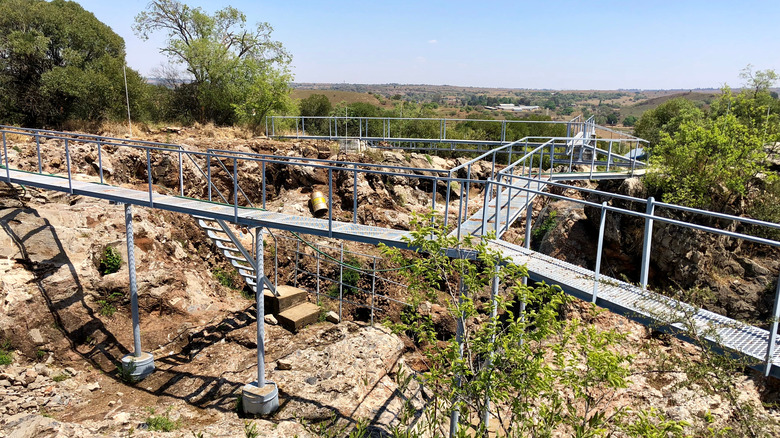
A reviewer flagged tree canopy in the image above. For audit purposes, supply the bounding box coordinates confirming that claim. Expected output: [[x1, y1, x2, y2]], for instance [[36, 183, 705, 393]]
[[645, 69, 780, 213], [134, 0, 293, 126], [0, 0, 147, 126]]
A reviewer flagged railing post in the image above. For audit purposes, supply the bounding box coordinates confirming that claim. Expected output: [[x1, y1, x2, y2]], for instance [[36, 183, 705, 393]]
[[444, 172, 452, 229], [640, 197, 655, 289], [65, 139, 73, 194], [294, 240, 300, 287], [261, 161, 267, 210], [328, 169, 333, 238], [481, 179, 492, 235], [255, 226, 266, 387], [482, 264, 500, 428], [97, 141, 104, 184], [371, 257, 377, 326], [2, 132, 8, 182], [339, 242, 344, 322], [592, 202, 608, 303], [146, 148, 153, 206], [233, 157, 238, 222], [765, 275, 780, 376], [431, 177, 438, 214], [353, 166, 358, 223], [207, 153, 212, 202], [316, 248, 321, 306], [606, 141, 613, 172], [36, 136, 42, 174], [126, 203, 142, 356], [179, 149, 184, 196], [494, 177, 502, 234], [524, 202, 533, 249]]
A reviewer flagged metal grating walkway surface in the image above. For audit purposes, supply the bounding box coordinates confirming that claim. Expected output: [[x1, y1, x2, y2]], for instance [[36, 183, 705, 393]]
[[489, 240, 780, 378], [451, 177, 548, 239], [5, 168, 780, 377]]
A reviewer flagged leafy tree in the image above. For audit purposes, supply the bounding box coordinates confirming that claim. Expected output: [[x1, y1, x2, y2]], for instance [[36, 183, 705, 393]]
[[381, 213, 634, 437], [634, 98, 704, 147], [296, 93, 331, 135], [134, 0, 292, 126], [0, 0, 148, 126], [646, 83, 779, 211], [622, 115, 638, 127], [606, 112, 620, 125]]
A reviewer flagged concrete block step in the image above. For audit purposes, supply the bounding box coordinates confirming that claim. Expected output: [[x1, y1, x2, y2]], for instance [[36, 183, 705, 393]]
[[264, 285, 308, 314], [277, 302, 320, 332]]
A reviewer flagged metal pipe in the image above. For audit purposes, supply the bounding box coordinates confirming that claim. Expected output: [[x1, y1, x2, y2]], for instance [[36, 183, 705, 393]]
[[316, 249, 321, 306], [233, 157, 238, 222], [592, 202, 608, 303], [261, 161, 266, 209], [371, 258, 377, 326], [328, 169, 333, 238], [353, 167, 358, 223], [449, 279, 466, 437], [97, 141, 104, 184], [207, 153, 212, 202], [339, 242, 344, 322], [766, 277, 780, 376], [125, 204, 142, 357], [640, 197, 655, 289], [36, 136, 42, 174], [146, 148, 152, 206], [524, 203, 533, 249], [65, 139, 72, 194], [179, 149, 184, 196], [294, 239, 300, 287], [255, 227, 266, 387], [482, 264, 500, 427]]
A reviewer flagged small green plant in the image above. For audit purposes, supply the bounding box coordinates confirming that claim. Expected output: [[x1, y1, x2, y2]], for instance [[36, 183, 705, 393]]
[[531, 209, 558, 248], [52, 373, 70, 382], [97, 292, 123, 317], [98, 246, 122, 275], [36, 349, 46, 361], [212, 267, 241, 290], [117, 359, 137, 384], [0, 339, 13, 365], [243, 421, 260, 438], [145, 407, 179, 432]]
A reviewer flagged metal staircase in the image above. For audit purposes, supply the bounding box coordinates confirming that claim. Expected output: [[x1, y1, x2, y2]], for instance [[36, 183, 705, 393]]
[[194, 215, 277, 296]]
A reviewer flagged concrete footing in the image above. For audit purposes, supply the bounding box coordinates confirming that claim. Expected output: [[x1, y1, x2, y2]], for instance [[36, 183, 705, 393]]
[[242, 381, 279, 415], [120, 352, 155, 381]]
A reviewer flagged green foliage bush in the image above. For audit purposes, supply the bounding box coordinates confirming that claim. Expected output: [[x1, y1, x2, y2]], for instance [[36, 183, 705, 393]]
[[145, 407, 179, 432], [0, 0, 149, 126], [98, 246, 122, 276], [0, 339, 13, 365]]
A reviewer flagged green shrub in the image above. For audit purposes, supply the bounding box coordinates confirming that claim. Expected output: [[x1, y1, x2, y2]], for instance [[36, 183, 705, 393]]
[[0, 339, 12, 366], [98, 246, 122, 275], [531, 209, 558, 248], [212, 267, 242, 290], [145, 407, 179, 432]]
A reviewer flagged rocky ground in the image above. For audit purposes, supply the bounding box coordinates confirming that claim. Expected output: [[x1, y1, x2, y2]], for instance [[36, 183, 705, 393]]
[[1, 125, 779, 436]]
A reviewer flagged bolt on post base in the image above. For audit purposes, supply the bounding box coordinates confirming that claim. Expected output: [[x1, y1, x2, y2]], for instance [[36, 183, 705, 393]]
[[242, 381, 279, 415], [120, 352, 155, 381]]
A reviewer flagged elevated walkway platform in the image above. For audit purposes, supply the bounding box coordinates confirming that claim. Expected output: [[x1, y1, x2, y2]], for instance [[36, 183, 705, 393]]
[[5, 167, 779, 378]]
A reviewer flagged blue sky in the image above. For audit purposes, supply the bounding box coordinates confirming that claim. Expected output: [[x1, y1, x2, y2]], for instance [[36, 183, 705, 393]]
[[78, 0, 780, 90]]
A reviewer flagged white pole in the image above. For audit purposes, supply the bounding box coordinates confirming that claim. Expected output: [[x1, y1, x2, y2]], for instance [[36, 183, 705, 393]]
[[123, 64, 133, 137]]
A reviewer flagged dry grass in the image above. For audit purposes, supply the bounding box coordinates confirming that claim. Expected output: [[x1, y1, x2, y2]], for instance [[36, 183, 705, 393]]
[[291, 89, 386, 107]]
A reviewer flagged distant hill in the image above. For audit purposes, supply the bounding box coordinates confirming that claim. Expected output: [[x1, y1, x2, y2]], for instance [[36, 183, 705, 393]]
[[289, 89, 386, 107], [614, 92, 719, 119]]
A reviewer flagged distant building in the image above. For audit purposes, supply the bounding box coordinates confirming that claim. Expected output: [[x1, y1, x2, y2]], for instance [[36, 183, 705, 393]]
[[486, 104, 541, 112]]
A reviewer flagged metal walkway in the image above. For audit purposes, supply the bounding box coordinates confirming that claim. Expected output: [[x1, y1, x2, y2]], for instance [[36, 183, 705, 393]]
[[2, 122, 779, 380], [4, 167, 780, 378]]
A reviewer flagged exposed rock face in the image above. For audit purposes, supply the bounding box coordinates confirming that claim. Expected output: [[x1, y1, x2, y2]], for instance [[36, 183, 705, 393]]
[[535, 177, 780, 323]]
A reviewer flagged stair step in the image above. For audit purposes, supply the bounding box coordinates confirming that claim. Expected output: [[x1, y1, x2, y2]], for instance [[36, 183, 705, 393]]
[[206, 231, 232, 243], [277, 302, 320, 332], [197, 221, 223, 232], [223, 252, 249, 263], [216, 241, 242, 253], [263, 285, 308, 314]]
